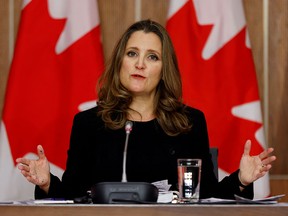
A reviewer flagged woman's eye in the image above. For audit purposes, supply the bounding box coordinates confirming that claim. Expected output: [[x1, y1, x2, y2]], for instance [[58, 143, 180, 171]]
[[148, 54, 159, 61], [127, 51, 137, 57]]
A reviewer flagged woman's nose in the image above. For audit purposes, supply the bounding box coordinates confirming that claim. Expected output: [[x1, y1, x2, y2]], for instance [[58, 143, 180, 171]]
[[135, 57, 145, 69]]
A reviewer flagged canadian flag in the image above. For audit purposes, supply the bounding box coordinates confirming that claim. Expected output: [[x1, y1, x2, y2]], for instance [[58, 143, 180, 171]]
[[0, 0, 104, 201], [167, 0, 269, 198]]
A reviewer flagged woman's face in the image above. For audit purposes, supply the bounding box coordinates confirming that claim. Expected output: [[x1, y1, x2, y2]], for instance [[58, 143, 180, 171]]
[[119, 31, 162, 97]]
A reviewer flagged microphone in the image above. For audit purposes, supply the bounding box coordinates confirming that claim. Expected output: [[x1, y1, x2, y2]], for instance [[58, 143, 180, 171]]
[[91, 121, 158, 204], [121, 121, 133, 182]]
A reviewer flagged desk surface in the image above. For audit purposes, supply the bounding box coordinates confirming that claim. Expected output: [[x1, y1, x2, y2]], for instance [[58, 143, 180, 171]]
[[1, 204, 288, 216]]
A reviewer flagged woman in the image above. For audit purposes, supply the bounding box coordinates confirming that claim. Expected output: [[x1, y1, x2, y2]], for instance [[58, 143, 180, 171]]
[[16, 20, 276, 201]]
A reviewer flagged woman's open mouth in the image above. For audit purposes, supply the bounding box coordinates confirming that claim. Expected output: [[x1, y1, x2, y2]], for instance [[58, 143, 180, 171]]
[[131, 74, 145, 79]]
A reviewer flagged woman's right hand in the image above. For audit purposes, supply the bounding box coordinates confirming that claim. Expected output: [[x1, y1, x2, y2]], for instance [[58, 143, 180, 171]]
[[16, 145, 51, 193]]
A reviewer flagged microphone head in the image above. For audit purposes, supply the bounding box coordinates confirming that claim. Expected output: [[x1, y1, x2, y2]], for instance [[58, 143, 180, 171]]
[[125, 121, 133, 133]]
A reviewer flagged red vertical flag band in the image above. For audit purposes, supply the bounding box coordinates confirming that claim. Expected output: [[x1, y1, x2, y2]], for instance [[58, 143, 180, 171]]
[[0, 0, 104, 201], [166, 0, 269, 198]]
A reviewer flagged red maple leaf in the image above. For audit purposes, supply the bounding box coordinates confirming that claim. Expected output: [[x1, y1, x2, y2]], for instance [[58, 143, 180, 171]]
[[3, 1, 104, 168], [167, 1, 263, 173]]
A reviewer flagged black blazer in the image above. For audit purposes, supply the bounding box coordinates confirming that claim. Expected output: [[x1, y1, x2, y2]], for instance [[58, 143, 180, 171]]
[[35, 106, 253, 200]]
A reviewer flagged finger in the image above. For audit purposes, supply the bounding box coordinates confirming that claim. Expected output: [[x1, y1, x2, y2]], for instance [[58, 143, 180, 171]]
[[262, 164, 272, 171], [37, 145, 46, 159], [256, 171, 266, 179], [16, 157, 31, 166], [261, 155, 277, 165], [21, 169, 32, 178], [243, 140, 251, 156], [259, 147, 275, 160], [18, 164, 30, 172]]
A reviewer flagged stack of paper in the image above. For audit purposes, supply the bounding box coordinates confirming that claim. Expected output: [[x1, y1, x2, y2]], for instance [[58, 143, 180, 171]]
[[234, 194, 285, 204], [152, 180, 176, 203]]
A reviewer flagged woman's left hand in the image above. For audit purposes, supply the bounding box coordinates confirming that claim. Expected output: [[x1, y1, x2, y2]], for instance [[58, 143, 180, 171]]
[[238, 140, 276, 186]]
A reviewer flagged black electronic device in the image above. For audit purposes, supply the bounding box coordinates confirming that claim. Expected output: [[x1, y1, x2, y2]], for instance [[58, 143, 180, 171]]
[[91, 182, 158, 204]]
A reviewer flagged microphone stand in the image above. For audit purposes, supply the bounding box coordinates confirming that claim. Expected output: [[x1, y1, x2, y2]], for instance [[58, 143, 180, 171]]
[[90, 121, 158, 204], [121, 121, 132, 182]]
